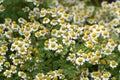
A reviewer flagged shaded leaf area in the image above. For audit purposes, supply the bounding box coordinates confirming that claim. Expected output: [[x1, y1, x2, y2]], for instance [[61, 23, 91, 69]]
[[0, 0, 52, 23], [0, 0, 30, 22]]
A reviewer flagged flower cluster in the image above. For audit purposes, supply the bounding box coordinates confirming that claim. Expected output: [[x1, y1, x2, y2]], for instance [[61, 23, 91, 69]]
[[34, 69, 65, 80], [0, 0, 120, 80]]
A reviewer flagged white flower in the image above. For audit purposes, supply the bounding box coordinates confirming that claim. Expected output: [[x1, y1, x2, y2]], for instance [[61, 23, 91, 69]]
[[48, 42, 58, 51], [109, 60, 118, 68], [4, 30, 12, 38], [0, 65, 3, 72], [76, 49, 84, 56], [76, 57, 85, 65], [69, 31, 77, 39], [40, 10, 46, 18], [3, 70, 11, 78], [32, 25, 39, 32], [10, 65, 17, 73], [118, 44, 120, 52], [73, 15, 80, 24], [56, 44, 63, 53], [62, 38, 71, 46], [43, 17, 50, 24], [25, 0, 34, 2], [101, 72, 111, 80], [80, 77, 89, 80], [50, 19, 58, 26], [18, 71, 27, 79], [101, 31, 109, 39], [67, 53, 76, 61], [13, 59, 20, 66], [0, 56, 5, 66]]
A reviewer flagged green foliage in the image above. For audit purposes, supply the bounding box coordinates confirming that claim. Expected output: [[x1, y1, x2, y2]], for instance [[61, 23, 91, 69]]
[[0, 0, 120, 80]]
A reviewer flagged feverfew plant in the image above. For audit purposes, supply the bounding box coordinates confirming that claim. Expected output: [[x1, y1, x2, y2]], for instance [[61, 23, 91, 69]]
[[0, 0, 120, 80]]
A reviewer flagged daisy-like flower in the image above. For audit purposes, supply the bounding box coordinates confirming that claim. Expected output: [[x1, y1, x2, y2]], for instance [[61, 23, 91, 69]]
[[0, 65, 3, 72], [18, 17, 27, 24], [92, 37, 98, 44], [10, 65, 17, 73], [48, 42, 58, 51], [40, 10, 46, 18], [62, 32, 70, 38], [32, 25, 39, 32], [0, 56, 6, 66], [67, 53, 76, 62], [80, 77, 89, 80], [51, 29, 58, 36], [91, 71, 101, 79], [0, 48, 6, 55], [76, 57, 85, 65], [19, 27, 24, 35], [95, 51, 101, 58], [85, 40, 93, 49], [9, 53, 16, 60], [90, 32, 99, 39], [43, 17, 50, 24], [101, 72, 111, 80], [62, 38, 71, 46], [0, 5, 5, 12], [48, 71, 57, 79], [3, 70, 11, 78], [18, 71, 27, 79], [60, 25, 67, 33], [33, 0, 40, 7], [101, 31, 109, 39], [4, 30, 12, 38], [18, 47, 27, 55], [89, 55, 99, 64], [111, 18, 119, 26], [11, 22, 20, 31], [4, 61, 10, 68], [73, 15, 80, 24], [51, 10, 57, 17], [5, 18, 12, 23], [33, 7, 40, 14], [109, 60, 118, 68], [22, 6, 30, 12], [13, 59, 20, 66], [35, 31, 41, 37], [69, 31, 77, 39], [56, 44, 63, 53], [50, 19, 58, 26], [82, 53, 89, 61], [82, 34, 89, 41], [35, 73, 44, 80], [49, 38, 57, 43], [66, 14, 72, 21], [23, 31, 31, 38], [107, 40, 117, 50], [57, 8, 65, 15], [39, 30, 47, 37], [103, 48, 112, 55], [118, 44, 120, 52], [52, 0, 59, 6], [76, 49, 84, 56]]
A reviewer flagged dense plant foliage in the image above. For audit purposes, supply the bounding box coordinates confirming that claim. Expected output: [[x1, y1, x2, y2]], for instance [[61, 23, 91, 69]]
[[0, 0, 120, 80]]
